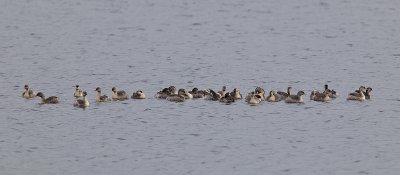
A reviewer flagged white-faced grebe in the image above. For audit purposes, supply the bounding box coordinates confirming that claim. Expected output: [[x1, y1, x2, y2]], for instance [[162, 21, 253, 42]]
[[247, 93, 263, 104], [111, 87, 128, 100], [73, 85, 83, 98], [22, 84, 36, 99], [245, 87, 265, 102], [347, 86, 366, 101], [230, 88, 242, 100], [285, 91, 305, 103], [131, 90, 146, 99], [95, 87, 109, 102]]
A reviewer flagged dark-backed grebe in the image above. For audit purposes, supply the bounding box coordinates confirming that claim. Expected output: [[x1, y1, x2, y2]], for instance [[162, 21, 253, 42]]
[[347, 86, 366, 101], [74, 91, 89, 108], [310, 90, 330, 102], [277, 86, 292, 101], [111, 87, 128, 100], [166, 89, 186, 102], [36, 92, 59, 104], [156, 86, 176, 99], [285, 91, 305, 103], [266, 90, 279, 102]]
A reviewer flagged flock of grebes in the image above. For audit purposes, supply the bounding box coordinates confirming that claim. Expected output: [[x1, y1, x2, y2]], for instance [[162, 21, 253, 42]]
[[22, 84, 372, 108]]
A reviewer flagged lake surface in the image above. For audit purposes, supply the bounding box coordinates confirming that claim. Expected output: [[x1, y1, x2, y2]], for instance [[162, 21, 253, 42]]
[[1, 0, 400, 174]]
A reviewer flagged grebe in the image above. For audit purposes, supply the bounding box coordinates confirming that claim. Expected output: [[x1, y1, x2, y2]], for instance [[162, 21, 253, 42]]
[[277, 86, 292, 100], [354, 86, 372, 99], [245, 87, 265, 102], [230, 88, 242, 100], [95, 87, 109, 102], [156, 86, 176, 99], [131, 90, 146, 99], [111, 87, 128, 100], [347, 86, 366, 101], [324, 84, 338, 98], [204, 89, 222, 101], [36, 92, 59, 104], [73, 85, 83, 98], [22, 84, 36, 99], [218, 86, 228, 97], [310, 90, 330, 102], [266, 90, 279, 102], [247, 93, 263, 104], [285, 91, 305, 103], [189, 88, 205, 98], [74, 91, 89, 108], [166, 89, 186, 102], [220, 93, 235, 104]]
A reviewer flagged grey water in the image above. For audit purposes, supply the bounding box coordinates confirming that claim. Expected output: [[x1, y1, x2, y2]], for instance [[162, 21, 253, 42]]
[[1, 0, 400, 174]]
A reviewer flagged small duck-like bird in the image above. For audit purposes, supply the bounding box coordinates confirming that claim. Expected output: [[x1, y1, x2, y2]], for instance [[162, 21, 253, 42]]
[[218, 86, 228, 97], [285, 91, 305, 103], [95, 87, 109, 102], [156, 86, 176, 99], [204, 89, 222, 101], [111, 87, 128, 100], [324, 84, 338, 98], [277, 86, 292, 101], [310, 90, 330, 102], [73, 85, 83, 98], [22, 84, 36, 99], [220, 93, 235, 104], [255, 87, 266, 101], [354, 86, 372, 99], [189, 88, 206, 98], [131, 90, 146, 99], [74, 91, 89, 108], [364, 87, 372, 99], [245, 87, 265, 102], [180, 89, 193, 99], [266, 90, 279, 102], [166, 89, 186, 102], [230, 88, 242, 100], [247, 93, 263, 104], [36, 92, 59, 104], [347, 86, 366, 101]]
